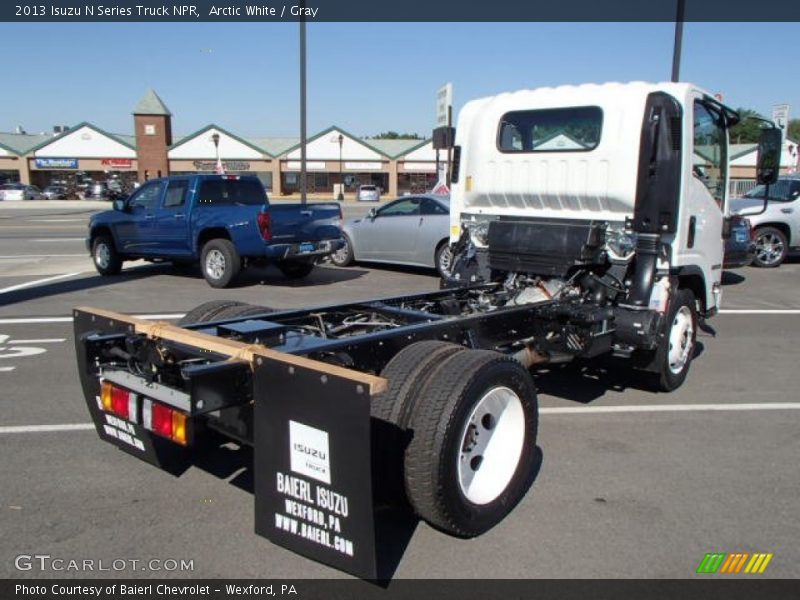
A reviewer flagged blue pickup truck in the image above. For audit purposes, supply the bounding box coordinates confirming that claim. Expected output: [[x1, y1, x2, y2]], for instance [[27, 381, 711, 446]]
[[87, 174, 344, 287]]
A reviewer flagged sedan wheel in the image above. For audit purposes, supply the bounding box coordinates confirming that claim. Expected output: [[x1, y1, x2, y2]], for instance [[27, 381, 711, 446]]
[[436, 243, 454, 279]]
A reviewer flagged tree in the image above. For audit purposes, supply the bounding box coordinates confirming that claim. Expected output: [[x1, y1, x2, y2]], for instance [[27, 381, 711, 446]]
[[787, 119, 800, 142], [729, 108, 767, 144], [370, 131, 421, 140]]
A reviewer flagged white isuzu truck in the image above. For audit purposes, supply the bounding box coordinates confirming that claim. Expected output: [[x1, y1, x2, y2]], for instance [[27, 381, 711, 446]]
[[74, 82, 780, 579], [448, 81, 778, 390]]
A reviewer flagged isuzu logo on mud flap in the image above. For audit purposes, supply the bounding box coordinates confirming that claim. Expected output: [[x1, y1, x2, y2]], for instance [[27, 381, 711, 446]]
[[289, 421, 331, 484]]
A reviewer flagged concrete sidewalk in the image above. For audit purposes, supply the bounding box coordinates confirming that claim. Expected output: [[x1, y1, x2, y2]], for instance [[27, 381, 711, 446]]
[[0, 200, 109, 210]]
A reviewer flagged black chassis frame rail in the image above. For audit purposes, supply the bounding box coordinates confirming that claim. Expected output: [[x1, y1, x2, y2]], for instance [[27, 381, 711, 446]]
[[72, 286, 613, 579]]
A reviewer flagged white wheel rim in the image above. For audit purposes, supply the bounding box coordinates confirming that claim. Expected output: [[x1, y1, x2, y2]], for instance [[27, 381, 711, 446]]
[[332, 238, 350, 264], [205, 249, 226, 280], [457, 386, 525, 505], [439, 245, 453, 277], [95, 243, 110, 269], [668, 306, 694, 375]]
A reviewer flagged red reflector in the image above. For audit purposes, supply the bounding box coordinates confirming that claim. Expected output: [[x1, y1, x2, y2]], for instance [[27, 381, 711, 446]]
[[257, 212, 272, 241], [110, 387, 130, 419], [151, 403, 173, 438]]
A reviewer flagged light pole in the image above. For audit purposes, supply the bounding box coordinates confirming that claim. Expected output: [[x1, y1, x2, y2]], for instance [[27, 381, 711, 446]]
[[337, 133, 344, 200], [211, 132, 222, 174]]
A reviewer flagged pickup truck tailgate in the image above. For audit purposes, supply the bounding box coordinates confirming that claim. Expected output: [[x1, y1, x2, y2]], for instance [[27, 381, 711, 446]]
[[269, 202, 342, 243]]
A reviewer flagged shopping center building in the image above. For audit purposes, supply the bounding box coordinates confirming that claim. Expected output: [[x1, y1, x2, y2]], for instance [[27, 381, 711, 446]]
[[1, 89, 796, 198], [0, 90, 444, 198]]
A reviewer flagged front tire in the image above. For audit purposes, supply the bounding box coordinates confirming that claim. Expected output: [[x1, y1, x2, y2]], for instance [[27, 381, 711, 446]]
[[92, 235, 122, 276], [435, 242, 454, 279], [201, 239, 240, 288], [752, 226, 788, 268], [404, 349, 539, 537], [655, 288, 697, 391]]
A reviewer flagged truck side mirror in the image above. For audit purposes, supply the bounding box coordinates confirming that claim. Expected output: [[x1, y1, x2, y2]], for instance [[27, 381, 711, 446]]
[[113, 199, 127, 212], [756, 128, 781, 185]]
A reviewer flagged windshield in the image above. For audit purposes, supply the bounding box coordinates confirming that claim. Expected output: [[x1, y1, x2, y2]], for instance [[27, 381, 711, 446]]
[[744, 179, 800, 202]]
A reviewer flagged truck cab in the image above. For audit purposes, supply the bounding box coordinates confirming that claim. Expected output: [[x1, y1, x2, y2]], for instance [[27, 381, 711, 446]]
[[448, 82, 777, 389]]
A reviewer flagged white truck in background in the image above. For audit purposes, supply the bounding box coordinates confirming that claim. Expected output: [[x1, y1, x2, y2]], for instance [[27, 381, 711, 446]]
[[448, 81, 780, 389]]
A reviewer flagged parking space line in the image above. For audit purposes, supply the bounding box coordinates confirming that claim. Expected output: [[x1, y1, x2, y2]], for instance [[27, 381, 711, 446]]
[[540, 403, 800, 414], [32, 238, 86, 242], [718, 309, 800, 314], [0, 366, 15, 372], [3, 403, 799, 435], [0, 272, 84, 295], [8, 338, 66, 344], [0, 314, 184, 324], [0, 254, 86, 258]]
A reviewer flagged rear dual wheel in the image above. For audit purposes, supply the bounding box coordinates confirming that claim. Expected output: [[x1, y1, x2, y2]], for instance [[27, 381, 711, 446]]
[[375, 342, 539, 537]]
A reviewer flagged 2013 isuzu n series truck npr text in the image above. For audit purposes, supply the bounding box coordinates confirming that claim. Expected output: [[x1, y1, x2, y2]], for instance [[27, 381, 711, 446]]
[[73, 82, 781, 579]]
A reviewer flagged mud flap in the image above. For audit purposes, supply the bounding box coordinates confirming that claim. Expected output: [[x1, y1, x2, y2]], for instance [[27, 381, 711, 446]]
[[253, 355, 379, 580]]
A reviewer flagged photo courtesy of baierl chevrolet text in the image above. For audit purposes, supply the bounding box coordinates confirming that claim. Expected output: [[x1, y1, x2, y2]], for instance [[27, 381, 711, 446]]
[[0, 1, 798, 598]]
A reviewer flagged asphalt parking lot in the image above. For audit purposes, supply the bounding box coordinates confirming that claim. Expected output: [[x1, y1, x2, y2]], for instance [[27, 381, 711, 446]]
[[0, 201, 798, 580]]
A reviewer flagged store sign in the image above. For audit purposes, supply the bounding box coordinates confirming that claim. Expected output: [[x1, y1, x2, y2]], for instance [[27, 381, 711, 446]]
[[344, 162, 381, 170], [404, 162, 437, 172], [193, 160, 251, 171], [286, 161, 326, 171], [436, 82, 453, 127], [34, 158, 78, 169], [101, 159, 133, 169], [772, 104, 790, 143]]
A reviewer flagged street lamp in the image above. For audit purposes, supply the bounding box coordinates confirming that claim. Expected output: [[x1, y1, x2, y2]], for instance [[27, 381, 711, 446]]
[[211, 132, 222, 174], [337, 133, 344, 201]]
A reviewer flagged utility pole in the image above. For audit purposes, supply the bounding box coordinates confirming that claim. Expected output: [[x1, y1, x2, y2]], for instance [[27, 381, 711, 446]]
[[671, 0, 685, 82], [299, 17, 307, 204]]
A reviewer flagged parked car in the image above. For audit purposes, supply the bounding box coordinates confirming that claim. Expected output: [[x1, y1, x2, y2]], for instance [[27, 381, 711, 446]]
[[331, 194, 453, 277], [85, 182, 110, 200], [723, 215, 755, 269], [730, 176, 800, 267], [87, 174, 344, 287], [355, 184, 380, 202], [42, 184, 68, 200], [0, 183, 41, 200]]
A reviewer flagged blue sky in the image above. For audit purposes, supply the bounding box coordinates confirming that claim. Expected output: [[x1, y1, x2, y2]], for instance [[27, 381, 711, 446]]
[[1, 22, 797, 138]]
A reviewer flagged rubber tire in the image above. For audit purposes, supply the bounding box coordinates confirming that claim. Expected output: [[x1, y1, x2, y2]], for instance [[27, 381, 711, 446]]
[[435, 242, 454, 279], [372, 341, 466, 426], [278, 259, 315, 280], [178, 300, 246, 326], [330, 233, 354, 267], [212, 303, 275, 321], [404, 349, 539, 538], [91, 235, 122, 276], [201, 239, 241, 288], [655, 288, 698, 392], [752, 226, 788, 268]]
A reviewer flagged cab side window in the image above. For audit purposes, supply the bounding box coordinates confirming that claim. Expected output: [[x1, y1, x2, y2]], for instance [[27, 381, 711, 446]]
[[164, 180, 188, 208], [129, 182, 164, 210], [693, 101, 727, 208]]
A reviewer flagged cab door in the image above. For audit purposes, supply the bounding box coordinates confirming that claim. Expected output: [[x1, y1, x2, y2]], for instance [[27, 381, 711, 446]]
[[115, 180, 166, 255], [152, 178, 192, 255]]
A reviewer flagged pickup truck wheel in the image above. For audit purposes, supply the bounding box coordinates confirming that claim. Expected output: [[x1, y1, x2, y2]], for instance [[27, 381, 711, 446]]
[[404, 349, 539, 537], [201, 239, 240, 288], [330, 234, 354, 267], [92, 235, 122, 276], [278, 259, 315, 280], [752, 226, 788, 268], [655, 288, 697, 391]]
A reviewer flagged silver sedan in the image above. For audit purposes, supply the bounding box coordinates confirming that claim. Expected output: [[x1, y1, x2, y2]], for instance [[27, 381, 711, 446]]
[[331, 194, 453, 277]]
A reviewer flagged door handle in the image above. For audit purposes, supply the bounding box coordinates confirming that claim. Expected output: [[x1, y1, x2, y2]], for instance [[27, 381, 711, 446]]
[[781, 208, 794, 214], [300, 210, 313, 217], [687, 216, 697, 248], [175, 213, 186, 220], [144, 214, 155, 220], [419, 217, 424, 226]]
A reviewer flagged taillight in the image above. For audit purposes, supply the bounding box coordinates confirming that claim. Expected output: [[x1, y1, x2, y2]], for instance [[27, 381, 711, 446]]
[[142, 398, 189, 446], [257, 212, 272, 241], [99, 381, 138, 422], [337, 206, 343, 229], [745, 218, 755, 241]]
